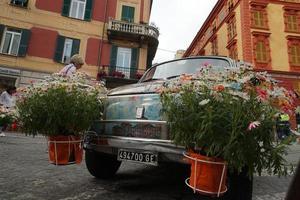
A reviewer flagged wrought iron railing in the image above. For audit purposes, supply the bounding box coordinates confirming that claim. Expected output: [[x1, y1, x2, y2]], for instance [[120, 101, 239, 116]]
[[97, 65, 146, 80], [107, 19, 159, 39]]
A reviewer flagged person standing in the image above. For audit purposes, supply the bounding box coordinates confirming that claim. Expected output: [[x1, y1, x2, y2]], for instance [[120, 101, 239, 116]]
[[59, 54, 84, 77], [0, 86, 16, 108], [0, 86, 16, 137]]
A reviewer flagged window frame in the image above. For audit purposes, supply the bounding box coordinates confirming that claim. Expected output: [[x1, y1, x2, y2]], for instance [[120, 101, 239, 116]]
[[69, 0, 87, 20], [121, 5, 135, 23], [250, 3, 269, 30], [287, 36, 300, 68], [227, 39, 238, 61], [283, 7, 300, 33], [62, 38, 74, 63], [227, 14, 237, 42], [252, 32, 271, 69], [211, 36, 218, 56], [10, 0, 28, 8], [116, 47, 132, 78], [0, 27, 22, 56]]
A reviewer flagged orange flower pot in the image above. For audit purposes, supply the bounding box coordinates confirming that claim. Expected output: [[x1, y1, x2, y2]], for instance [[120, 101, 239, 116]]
[[184, 152, 227, 197], [48, 135, 83, 165]]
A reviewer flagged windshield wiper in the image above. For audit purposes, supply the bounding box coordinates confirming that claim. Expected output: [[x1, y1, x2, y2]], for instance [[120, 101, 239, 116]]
[[166, 75, 180, 80], [142, 78, 164, 83]]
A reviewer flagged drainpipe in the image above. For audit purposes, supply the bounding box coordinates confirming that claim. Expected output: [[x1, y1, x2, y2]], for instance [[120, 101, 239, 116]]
[[97, 0, 108, 73]]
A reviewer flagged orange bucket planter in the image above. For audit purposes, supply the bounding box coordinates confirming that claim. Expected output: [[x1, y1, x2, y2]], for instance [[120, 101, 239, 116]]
[[48, 135, 83, 165], [184, 152, 227, 197]]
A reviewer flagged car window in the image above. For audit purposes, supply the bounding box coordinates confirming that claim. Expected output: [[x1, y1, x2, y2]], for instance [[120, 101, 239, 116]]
[[140, 58, 231, 82]]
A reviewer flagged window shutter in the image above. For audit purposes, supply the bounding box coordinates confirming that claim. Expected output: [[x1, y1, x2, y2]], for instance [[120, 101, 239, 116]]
[[62, 0, 71, 17], [128, 7, 135, 23], [291, 46, 297, 64], [18, 29, 31, 57], [54, 36, 65, 63], [109, 45, 118, 75], [121, 6, 128, 21], [71, 39, 80, 56], [84, 0, 93, 21], [121, 6, 134, 22], [0, 24, 4, 41], [297, 46, 300, 64], [130, 48, 139, 79]]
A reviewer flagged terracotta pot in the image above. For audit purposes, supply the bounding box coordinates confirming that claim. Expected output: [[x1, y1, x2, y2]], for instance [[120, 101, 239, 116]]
[[188, 152, 227, 196], [48, 135, 83, 165]]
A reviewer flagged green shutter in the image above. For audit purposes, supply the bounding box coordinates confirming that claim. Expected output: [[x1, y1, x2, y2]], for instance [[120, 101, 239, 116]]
[[84, 0, 93, 21], [71, 39, 80, 56], [54, 36, 65, 63], [109, 45, 118, 75], [121, 6, 134, 22], [128, 7, 134, 22], [130, 48, 139, 79], [121, 6, 128, 21], [62, 0, 71, 17], [18, 29, 31, 57]]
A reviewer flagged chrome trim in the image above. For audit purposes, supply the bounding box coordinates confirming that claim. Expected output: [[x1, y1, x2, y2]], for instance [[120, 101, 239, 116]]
[[95, 119, 167, 125], [98, 135, 172, 143], [107, 93, 159, 98], [84, 134, 187, 164]]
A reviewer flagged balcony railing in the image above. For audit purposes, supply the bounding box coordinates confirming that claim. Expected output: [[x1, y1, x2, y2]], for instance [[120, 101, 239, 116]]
[[107, 19, 159, 40], [97, 65, 146, 80]]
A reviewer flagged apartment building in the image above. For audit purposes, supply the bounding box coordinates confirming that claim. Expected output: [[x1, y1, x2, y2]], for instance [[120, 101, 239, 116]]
[[0, 0, 159, 89]]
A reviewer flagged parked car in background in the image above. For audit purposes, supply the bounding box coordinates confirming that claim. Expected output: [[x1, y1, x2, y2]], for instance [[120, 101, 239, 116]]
[[83, 56, 247, 179]]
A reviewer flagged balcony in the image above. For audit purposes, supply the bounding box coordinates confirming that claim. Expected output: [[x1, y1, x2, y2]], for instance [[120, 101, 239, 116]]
[[97, 65, 146, 88], [107, 19, 159, 63], [107, 19, 159, 41]]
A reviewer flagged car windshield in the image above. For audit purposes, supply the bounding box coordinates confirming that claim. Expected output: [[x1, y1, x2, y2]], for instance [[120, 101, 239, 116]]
[[140, 57, 231, 82]]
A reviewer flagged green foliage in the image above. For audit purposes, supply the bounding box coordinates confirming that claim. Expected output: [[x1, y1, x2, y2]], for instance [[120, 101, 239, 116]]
[[17, 86, 102, 136], [16, 73, 106, 136], [0, 111, 14, 127], [160, 67, 295, 176]]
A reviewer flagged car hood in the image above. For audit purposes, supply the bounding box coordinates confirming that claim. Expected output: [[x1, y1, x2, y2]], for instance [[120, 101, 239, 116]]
[[108, 80, 165, 96]]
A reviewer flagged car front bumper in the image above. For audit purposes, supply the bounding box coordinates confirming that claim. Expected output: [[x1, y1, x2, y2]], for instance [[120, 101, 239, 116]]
[[83, 133, 188, 164]]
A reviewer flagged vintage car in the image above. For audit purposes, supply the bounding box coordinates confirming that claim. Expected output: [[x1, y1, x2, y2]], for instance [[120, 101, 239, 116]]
[[84, 56, 244, 179]]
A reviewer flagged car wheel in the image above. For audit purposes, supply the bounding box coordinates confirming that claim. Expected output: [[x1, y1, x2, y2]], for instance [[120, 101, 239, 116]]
[[85, 150, 121, 179]]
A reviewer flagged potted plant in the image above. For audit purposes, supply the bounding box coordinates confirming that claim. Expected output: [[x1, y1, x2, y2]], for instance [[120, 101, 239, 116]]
[[16, 73, 107, 165], [160, 65, 295, 197], [0, 106, 16, 135], [112, 71, 125, 78]]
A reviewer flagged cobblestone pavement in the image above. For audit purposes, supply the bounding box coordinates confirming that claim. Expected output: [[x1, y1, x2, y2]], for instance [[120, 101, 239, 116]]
[[0, 132, 299, 200]]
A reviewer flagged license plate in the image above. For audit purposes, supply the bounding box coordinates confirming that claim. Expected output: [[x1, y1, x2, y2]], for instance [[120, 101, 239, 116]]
[[117, 149, 158, 166]]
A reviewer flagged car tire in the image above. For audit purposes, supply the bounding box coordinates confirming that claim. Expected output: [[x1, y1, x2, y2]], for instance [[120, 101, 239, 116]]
[[85, 150, 121, 179]]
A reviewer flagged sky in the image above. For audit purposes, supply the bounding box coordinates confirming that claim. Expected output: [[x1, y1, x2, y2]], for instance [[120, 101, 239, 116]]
[[149, 0, 218, 64]]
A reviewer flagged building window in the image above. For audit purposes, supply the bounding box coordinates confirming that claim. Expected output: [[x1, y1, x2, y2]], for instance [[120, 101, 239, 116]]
[[252, 32, 271, 68], [211, 37, 218, 56], [54, 36, 80, 63], [69, 0, 86, 19], [227, 15, 236, 41], [227, 0, 234, 11], [110, 45, 139, 79], [290, 44, 300, 66], [0, 26, 30, 57], [62, 38, 74, 63], [284, 8, 300, 33], [287, 37, 300, 67], [10, 0, 28, 7], [255, 41, 267, 62], [227, 40, 238, 61], [0, 28, 21, 56], [250, 3, 268, 29], [62, 0, 93, 21], [121, 5, 135, 23]]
